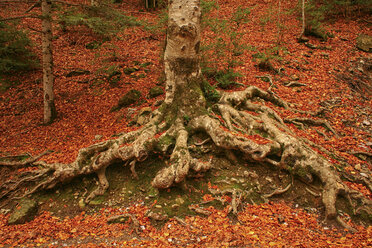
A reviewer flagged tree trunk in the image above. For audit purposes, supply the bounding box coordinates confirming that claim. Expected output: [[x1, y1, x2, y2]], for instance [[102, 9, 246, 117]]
[[162, 0, 205, 118], [299, 0, 306, 40], [41, 0, 56, 124]]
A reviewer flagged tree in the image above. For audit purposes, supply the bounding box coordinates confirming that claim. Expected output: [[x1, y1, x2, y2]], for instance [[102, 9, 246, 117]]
[[41, 0, 57, 124], [0, 0, 370, 230], [0, 0, 57, 124]]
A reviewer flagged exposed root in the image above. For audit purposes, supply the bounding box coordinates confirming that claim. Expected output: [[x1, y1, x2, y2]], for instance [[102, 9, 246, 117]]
[[129, 160, 139, 179], [0, 150, 53, 167], [336, 216, 357, 233], [1, 84, 370, 229], [284, 81, 307, 87], [152, 122, 191, 188], [189, 205, 212, 216], [85, 167, 109, 203], [219, 85, 289, 109], [264, 177, 293, 198], [231, 189, 243, 215], [284, 117, 339, 137], [107, 213, 140, 234]]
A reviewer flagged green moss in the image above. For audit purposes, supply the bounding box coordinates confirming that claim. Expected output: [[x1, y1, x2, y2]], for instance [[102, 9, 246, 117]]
[[111, 89, 141, 112]]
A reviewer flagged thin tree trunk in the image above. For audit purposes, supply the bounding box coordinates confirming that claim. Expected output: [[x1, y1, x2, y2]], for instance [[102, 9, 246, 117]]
[[299, 0, 306, 40], [277, 0, 281, 44], [42, 0, 56, 124]]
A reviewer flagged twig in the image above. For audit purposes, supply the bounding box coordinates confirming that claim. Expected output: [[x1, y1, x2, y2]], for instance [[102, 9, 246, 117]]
[[107, 213, 140, 234], [25, 0, 40, 13], [284, 81, 307, 87], [305, 187, 321, 197], [194, 138, 211, 146], [284, 117, 339, 137], [349, 151, 372, 158]]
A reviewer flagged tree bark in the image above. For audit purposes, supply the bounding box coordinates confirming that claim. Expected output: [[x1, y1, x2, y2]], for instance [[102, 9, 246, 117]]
[[42, 0, 56, 124], [162, 0, 205, 116]]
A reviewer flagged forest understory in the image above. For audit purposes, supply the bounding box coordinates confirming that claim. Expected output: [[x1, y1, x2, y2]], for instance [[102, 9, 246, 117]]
[[0, 0, 371, 247]]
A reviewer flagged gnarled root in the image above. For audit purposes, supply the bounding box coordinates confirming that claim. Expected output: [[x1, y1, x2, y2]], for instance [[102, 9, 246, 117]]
[[1, 85, 370, 229]]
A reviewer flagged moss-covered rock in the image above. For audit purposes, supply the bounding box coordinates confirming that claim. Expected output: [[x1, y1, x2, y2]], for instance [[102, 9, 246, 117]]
[[356, 34, 372, 53], [148, 86, 164, 98], [8, 198, 38, 225], [110, 89, 141, 112], [66, 69, 90, 77]]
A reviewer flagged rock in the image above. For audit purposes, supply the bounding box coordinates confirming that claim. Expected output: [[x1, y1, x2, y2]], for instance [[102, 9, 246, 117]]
[[78, 199, 86, 209], [94, 135, 103, 140], [356, 34, 372, 52], [171, 204, 180, 209], [8, 199, 38, 225], [147, 211, 168, 221], [111, 89, 141, 112], [66, 69, 90, 77], [175, 197, 185, 205], [148, 86, 164, 98], [136, 107, 152, 125]]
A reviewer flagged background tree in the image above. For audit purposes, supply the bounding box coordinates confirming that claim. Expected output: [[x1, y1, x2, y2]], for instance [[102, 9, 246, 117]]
[[41, 0, 56, 124]]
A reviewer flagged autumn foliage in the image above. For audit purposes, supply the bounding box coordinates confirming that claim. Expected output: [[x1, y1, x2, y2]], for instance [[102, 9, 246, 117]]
[[0, 0, 371, 247]]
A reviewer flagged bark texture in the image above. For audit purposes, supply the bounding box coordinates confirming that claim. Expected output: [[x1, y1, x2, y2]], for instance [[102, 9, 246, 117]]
[[1, 0, 370, 229], [42, 0, 56, 124]]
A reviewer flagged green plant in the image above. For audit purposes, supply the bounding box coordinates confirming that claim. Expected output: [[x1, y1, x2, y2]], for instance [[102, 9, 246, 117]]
[[252, 46, 285, 72], [201, 79, 221, 103], [200, 1, 252, 89], [0, 21, 38, 75], [58, 5, 141, 39], [215, 69, 243, 89]]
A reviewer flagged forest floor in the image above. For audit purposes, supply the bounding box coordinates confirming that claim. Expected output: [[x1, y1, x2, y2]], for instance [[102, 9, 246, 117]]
[[0, 0, 371, 247]]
